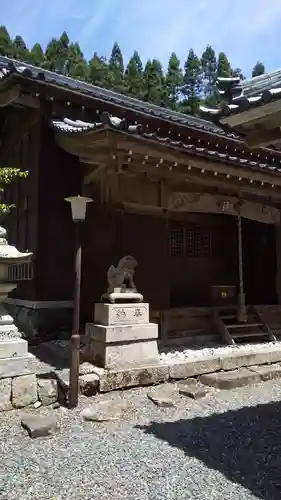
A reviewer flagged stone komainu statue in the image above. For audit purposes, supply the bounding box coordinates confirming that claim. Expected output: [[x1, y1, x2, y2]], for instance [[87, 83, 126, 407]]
[[106, 255, 138, 293]]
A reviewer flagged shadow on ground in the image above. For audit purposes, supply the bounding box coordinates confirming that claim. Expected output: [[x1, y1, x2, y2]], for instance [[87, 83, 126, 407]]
[[137, 400, 281, 500], [29, 343, 71, 370]]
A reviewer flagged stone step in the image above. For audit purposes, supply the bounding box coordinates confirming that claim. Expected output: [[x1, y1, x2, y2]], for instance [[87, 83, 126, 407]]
[[199, 368, 262, 389], [0, 339, 28, 359], [0, 353, 35, 379], [199, 363, 281, 390]]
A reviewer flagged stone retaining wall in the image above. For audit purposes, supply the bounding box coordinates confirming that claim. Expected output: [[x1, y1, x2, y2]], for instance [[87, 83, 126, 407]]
[[0, 373, 58, 411]]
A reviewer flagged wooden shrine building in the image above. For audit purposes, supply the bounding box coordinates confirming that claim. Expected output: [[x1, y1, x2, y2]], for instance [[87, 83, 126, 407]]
[[1, 56, 281, 346]]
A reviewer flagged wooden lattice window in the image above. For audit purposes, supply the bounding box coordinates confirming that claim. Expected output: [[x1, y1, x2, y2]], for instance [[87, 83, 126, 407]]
[[169, 227, 185, 257], [170, 226, 211, 258]]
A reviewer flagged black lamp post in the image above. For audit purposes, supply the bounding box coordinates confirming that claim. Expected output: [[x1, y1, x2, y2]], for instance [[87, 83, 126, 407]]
[[65, 195, 93, 408]]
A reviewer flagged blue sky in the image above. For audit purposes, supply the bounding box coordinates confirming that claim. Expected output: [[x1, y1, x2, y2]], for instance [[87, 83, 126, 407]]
[[2, 0, 281, 77]]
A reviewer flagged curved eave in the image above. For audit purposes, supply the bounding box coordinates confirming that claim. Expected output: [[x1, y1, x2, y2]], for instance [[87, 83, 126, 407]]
[[51, 116, 281, 177]]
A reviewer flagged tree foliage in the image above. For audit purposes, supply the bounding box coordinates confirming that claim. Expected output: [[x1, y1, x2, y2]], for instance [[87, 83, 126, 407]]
[[0, 26, 268, 212], [0, 25, 267, 119], [0, 168, 28, 214], [252, 61, 265, 77]]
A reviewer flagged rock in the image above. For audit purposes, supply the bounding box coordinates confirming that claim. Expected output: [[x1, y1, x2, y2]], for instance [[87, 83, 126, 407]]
[[0, 378, 12, 411], [199, 367, 261, 390], [248, 363, 281, 381], [79, 362, 97, 375], [21, 415, 59, 438], [81, 400, 128, 422], [34, 401, 42, 409], [147, 385, 177, 407], [12, 374, 37, 408], [178, 381, 210, 399], [79, 373, 99, 396], [0, 353, 35, 378], [219, 348, 281, 371], [37, 377, 58, 406], [97, 364, 169, 392]]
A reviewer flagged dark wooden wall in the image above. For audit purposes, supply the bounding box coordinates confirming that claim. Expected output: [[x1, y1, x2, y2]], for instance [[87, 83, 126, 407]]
[[243, 218, 277, 304], [81, 208, 243, 320], [1, 105, 278, 310], [35, 119, 83, 300], [1, 109, 84, 301], [1, 106, 40, 300]]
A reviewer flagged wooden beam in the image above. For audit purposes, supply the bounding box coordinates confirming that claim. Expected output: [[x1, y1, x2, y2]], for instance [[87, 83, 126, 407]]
[[220, 98, 281, 128], [16, 93, 40, 109], [0, 108, 39, 161], [83, 165, 106, 184], [118, 136, 281, 187], [246, 126, 281, 148], [0, 85, 20, 107], [124, 161, 281, 202]]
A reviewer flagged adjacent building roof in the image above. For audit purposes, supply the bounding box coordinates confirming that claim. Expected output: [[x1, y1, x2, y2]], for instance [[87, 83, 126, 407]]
[[200, 71, 281, 119]]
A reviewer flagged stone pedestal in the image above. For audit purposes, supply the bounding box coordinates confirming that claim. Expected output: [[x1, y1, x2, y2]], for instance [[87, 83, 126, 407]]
[[0, 227, 34, 382], [0, 300, 34, 379], [85, 303, 160, 369]]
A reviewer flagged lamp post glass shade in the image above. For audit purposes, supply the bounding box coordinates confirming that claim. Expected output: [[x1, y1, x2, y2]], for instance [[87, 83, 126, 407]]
[[65, 195, 93, 222]]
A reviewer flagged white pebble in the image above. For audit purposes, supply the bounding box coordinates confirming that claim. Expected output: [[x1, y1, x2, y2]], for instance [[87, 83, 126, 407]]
[[160, 340, 281, 362]]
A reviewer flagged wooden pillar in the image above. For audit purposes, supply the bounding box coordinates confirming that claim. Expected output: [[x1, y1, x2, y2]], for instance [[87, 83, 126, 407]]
[[237, 214, 247, 322], [275, 211, 281, 304]]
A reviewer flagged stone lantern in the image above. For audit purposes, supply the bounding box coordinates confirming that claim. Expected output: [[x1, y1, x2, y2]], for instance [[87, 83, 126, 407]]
[[0, 226, 33, 379]]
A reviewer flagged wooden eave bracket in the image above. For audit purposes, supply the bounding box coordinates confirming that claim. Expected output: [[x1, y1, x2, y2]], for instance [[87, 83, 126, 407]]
[[0, 84, 20, 107], [246, 126, 281, 149]]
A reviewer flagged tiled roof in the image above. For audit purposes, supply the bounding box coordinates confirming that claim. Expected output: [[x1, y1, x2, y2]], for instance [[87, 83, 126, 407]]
[[51, 113, 144, 134], [3, 56, 281, 176], [0, 56, 240, 139], [50, 113, 281, 174], [200, 72, 281, 118]]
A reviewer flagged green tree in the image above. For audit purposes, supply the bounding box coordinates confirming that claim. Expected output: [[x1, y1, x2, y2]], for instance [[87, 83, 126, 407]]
[[182, 49, 202, 115], [12, 35, 29, 62], [217, 52, 232, 77], [0, 25, 13, 57], [143, 58, 165, 106], [232, 67, 245, 80], [88, 53, 108, 86], [201, 45, 217, 99], [29, 43, 45, 66], [67, 43, 88, 80], [44, 38, 62, 71], [108, 42, 124, 92], [252, 61, 265, 77], [125, 50, 144, 99], [165, 52, 183, 109], [0, 168, 28, 214], [44, 31, 70, 73]]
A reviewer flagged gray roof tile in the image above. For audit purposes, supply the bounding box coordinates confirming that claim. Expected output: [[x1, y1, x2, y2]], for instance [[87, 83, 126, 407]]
[[0, 55, 240, 139], [200, 73, 281, 118], [50, 114, 281, 174]]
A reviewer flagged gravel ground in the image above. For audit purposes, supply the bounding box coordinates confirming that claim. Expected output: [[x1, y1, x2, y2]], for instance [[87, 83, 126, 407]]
[[37, 337, 281, 365], [160, 339, 281, 362], [1, 380, 281, 500]]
